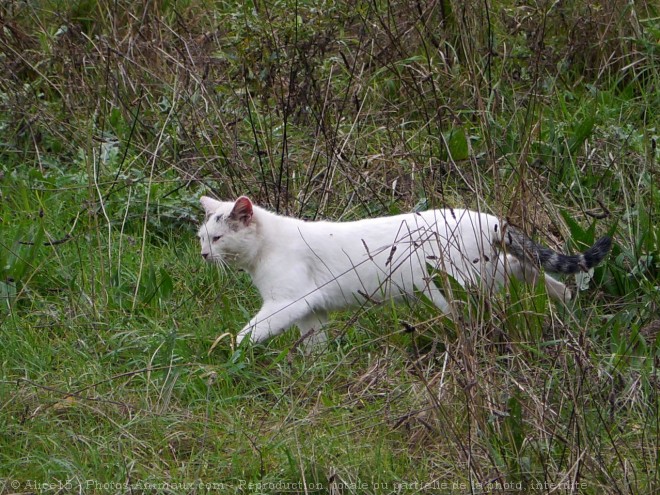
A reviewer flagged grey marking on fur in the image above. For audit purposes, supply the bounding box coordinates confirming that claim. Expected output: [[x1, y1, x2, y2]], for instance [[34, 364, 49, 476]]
[[500, 226, 612, 274]]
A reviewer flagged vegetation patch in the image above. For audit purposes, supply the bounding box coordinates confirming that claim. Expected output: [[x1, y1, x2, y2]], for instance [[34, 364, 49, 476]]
[[1, 0, 658, 493]]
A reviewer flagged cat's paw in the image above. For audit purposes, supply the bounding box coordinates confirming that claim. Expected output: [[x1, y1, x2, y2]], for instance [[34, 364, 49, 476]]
[[235, 328, 253, 346]]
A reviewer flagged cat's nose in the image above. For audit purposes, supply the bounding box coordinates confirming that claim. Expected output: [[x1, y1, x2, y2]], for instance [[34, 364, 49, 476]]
[[201, 252, 209, 259]]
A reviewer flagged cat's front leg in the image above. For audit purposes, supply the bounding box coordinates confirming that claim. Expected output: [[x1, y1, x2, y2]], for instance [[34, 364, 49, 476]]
[[236, 300, 314, 345], [296, 311, 329, 352]]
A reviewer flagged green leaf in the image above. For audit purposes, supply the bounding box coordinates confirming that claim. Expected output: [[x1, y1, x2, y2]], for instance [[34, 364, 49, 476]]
[[568, 114, 596, 154], [0, 280, 17, 312], [444, 127, 469, 161], [560, 209, 590, 245], [159, 267, 174, 300]]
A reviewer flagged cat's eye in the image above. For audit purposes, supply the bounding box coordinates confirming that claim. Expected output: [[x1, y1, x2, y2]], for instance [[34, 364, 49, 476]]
[[212, 235, 222, 242]]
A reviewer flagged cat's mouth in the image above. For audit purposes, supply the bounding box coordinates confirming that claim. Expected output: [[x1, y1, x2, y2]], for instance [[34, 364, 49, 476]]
[[203, 252, 238, 265], [203, 254, 225, 263]]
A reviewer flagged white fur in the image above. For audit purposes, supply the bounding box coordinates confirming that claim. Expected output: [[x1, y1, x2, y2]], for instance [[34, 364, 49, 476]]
[[198, 196, 568, 346]]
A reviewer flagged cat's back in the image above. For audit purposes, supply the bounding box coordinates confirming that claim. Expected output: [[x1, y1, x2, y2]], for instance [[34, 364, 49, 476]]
[[267, 207, 499, 261], [320, 207, 482, 236], [297, 208, 481, 250]]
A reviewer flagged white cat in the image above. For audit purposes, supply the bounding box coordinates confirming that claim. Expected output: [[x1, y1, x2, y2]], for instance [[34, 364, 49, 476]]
[[198, 196, 611, 346]]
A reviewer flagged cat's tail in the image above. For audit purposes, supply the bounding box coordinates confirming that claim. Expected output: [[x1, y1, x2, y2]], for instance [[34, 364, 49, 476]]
[[500, 226, 612, 274]]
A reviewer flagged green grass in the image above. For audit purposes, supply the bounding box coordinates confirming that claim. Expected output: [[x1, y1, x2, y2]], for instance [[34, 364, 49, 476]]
[[1, 0, 659, 493]]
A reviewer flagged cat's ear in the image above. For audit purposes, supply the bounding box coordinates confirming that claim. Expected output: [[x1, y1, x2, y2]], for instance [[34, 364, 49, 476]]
[[230, 196, 253, 226], [200, 196, 222, 216]]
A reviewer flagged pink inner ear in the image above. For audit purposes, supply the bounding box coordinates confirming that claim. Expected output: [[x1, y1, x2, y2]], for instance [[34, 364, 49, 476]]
[[231, 196, 253, 225]]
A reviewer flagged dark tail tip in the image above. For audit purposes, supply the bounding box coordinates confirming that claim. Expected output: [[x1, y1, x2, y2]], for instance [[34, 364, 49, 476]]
[[583, 236, 613, 268]]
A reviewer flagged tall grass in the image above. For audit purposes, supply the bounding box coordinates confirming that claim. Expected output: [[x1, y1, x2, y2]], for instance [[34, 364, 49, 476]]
[[1, 0, 658, 493]]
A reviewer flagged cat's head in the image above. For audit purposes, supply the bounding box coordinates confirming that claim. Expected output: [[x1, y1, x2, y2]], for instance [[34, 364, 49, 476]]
[[198, 196, 258, 268]]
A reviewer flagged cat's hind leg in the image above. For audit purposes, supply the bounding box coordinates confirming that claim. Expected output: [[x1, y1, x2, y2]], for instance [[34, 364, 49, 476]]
[[423, 285, 451, 313], [504, 255, 572, 302]]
